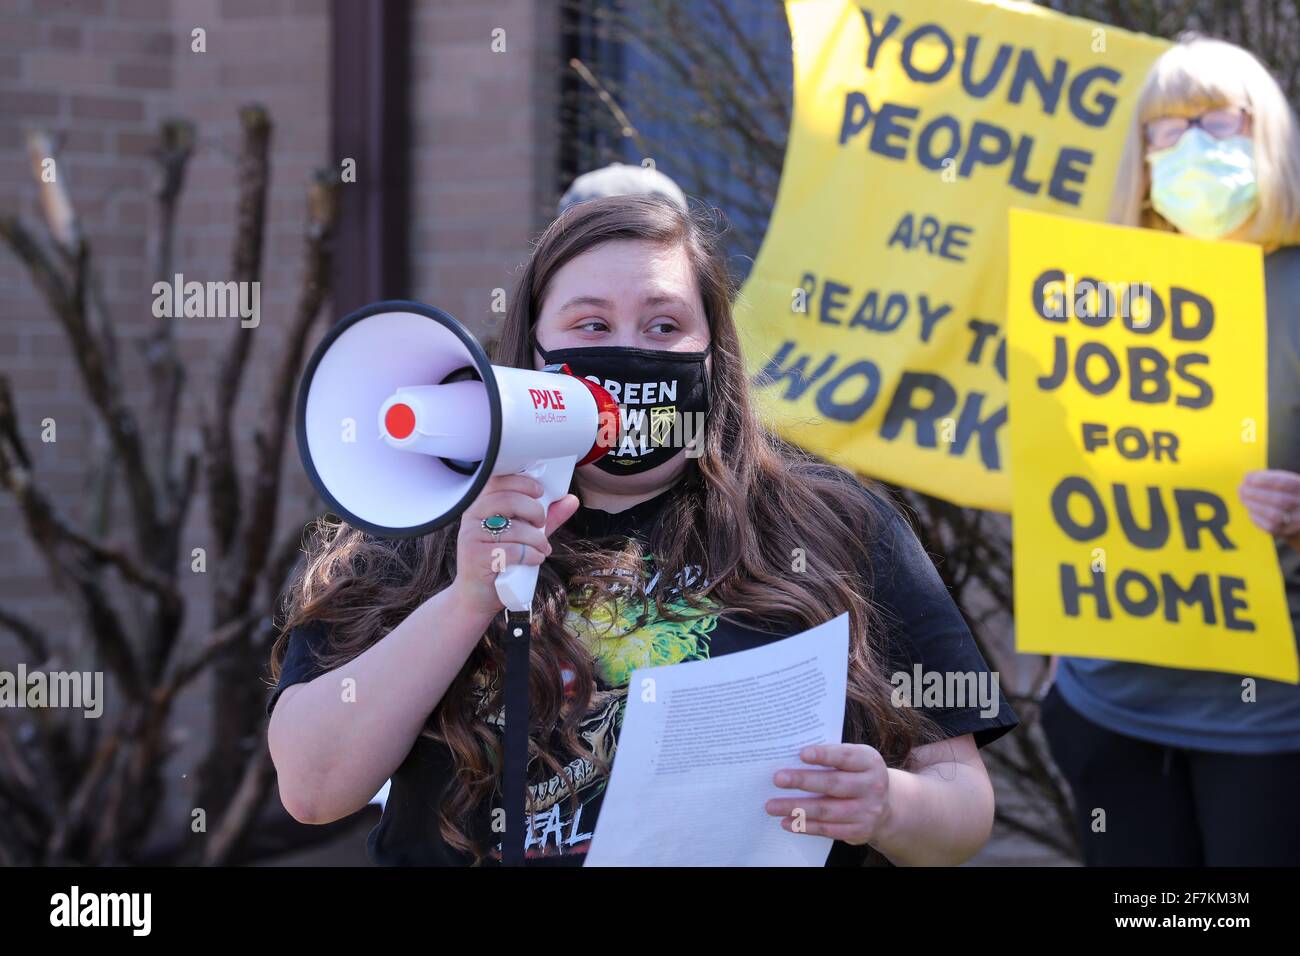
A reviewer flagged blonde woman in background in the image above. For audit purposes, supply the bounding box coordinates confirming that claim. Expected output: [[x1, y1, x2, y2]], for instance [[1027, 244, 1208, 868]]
[[1040, 35, 1300, 865]]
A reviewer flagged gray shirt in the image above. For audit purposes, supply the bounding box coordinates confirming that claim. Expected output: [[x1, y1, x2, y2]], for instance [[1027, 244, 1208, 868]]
[[1056, 245, 1300, 754]]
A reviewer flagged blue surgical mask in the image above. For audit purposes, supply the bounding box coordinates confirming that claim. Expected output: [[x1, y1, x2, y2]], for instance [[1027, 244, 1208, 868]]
[[1147, 127, 1259, 240]]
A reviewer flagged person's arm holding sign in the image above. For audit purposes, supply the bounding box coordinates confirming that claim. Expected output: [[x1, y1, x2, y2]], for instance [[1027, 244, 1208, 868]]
[[1241, 470, 1300, 553]]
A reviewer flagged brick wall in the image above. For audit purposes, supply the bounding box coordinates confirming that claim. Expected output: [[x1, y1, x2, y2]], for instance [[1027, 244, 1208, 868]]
[[1, 0, 178, 626], [410, 0, 562, 341], [0, 0, 558, 856], [0, 0, 336, 614]]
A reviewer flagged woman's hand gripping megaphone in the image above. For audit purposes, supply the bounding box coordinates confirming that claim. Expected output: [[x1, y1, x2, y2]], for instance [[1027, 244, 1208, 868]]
[[447, 472, 581, 619]]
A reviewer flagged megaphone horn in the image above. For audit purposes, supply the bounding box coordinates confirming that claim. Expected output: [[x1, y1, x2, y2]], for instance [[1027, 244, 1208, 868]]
[[295, 300, 620, 610]]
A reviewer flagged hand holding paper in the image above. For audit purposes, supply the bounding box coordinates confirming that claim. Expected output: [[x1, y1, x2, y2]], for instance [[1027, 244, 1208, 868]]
[[584, 612, 850, 866], [766, 741, 892, 846]]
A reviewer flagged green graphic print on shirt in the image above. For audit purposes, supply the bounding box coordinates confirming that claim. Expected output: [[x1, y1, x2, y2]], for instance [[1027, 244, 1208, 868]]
[[476, 556, 720, 862]]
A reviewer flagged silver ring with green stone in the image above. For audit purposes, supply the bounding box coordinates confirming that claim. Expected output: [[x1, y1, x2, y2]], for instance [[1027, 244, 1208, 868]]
[[481, 513, 511, 541]]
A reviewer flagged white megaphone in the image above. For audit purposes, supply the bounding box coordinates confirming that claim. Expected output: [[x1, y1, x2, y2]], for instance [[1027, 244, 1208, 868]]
[[295, 301, 620, 611]]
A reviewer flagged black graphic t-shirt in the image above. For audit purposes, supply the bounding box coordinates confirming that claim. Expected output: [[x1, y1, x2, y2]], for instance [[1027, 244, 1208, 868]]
[[268, 479, 1019, 866]]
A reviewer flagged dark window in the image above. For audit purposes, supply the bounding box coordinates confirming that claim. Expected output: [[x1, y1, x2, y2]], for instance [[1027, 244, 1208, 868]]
[[561, 0, 793, 283]]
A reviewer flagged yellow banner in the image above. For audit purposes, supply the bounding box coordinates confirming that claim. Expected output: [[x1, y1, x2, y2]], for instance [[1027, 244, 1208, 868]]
[[737, 0, 1168, 510], [1008, 209, 1298, 683]]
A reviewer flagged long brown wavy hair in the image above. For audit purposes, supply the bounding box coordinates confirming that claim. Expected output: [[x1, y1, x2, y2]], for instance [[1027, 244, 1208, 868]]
[[273, 195, 940, 863]]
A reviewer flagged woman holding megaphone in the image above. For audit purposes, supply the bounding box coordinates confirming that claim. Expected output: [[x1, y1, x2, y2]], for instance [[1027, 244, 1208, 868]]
[[266, 194, 1018, 866], [1040, 34, 1300, 866]]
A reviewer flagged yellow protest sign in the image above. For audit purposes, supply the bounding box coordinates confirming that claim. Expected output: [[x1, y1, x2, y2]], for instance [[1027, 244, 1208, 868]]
[[736, 0, 1168, 510], [1008, 208, 1298, 683]]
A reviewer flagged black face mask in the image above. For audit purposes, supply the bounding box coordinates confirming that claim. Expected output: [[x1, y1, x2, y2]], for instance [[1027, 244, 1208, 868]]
[[532, 332, 710, 475]]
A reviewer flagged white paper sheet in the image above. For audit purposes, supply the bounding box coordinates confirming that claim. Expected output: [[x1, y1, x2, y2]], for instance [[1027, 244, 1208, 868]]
[[584, 611, 850, 866]]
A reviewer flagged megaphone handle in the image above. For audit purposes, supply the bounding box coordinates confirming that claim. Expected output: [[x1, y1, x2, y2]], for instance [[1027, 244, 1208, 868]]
[[494, 456, 577, 612]]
